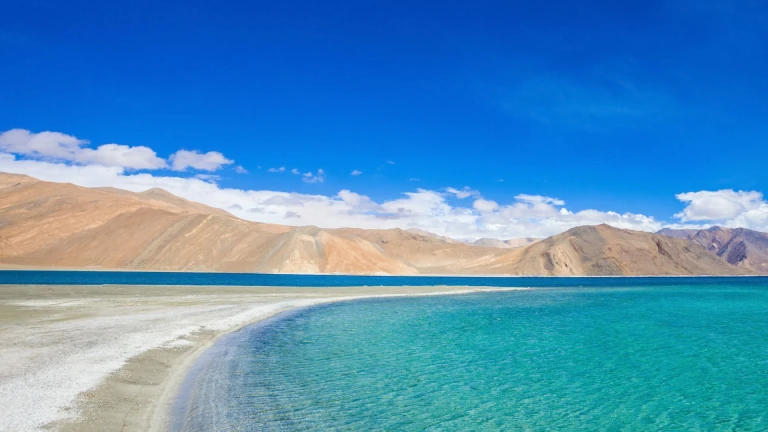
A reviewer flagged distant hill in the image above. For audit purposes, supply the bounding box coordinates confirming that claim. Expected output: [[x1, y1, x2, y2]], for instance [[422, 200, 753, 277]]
[[0, 172, 757, 276], [404, 228, 465, 244], [472, 237, 540, 249], [656, 228, 700, 239], [460, 225, 749, 276], [658, 226, 768, 274]]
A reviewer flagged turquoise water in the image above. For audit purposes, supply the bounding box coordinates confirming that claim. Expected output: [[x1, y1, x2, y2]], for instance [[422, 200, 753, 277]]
[[175, 280, 768, 431]]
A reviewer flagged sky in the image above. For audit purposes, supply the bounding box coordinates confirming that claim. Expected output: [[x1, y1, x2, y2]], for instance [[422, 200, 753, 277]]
[[1, 0, 768, 239]]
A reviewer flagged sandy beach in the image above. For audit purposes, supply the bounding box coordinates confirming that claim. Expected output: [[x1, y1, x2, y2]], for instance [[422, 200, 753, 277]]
[[0, 284, 517, 431]]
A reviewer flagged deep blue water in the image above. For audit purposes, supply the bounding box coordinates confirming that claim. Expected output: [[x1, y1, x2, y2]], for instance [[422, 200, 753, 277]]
[[1, 270, 767, 288], [174, 278, 768, 431]]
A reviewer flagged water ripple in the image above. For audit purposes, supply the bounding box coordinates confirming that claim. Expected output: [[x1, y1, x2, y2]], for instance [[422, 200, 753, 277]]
[[177, 283, 768, 431]]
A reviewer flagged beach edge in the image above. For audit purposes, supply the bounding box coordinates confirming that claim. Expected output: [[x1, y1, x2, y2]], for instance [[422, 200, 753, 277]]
[[44, 287, 523, 432]]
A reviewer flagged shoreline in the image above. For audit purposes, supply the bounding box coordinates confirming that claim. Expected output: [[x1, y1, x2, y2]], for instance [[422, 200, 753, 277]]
[[1, 267, 764, 278], [0, 284, 523, 431], [155, 289, 514, 432]]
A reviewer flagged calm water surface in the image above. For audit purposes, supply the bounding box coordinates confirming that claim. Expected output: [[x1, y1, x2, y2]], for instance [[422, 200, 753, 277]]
[[175, 279, 768, 431], [1, 270, 766, 289]]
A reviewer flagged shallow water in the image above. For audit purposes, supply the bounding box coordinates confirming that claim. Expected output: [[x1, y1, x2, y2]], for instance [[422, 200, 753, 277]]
[[177, 280, 768, 430]]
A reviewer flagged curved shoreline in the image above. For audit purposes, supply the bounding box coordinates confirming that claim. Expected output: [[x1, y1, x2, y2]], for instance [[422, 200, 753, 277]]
[[153, 288, 525, 432], [150, 297, 357, 432], [0, 284, 524, 431]]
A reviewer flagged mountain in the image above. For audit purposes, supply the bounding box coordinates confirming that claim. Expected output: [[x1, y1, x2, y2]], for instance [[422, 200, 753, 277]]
[[658, 226, 768, 274], [334, 227, 504, 272], [0, 173, 506, 274], [472, 237, 540, 249], [656, 228, 700, 239], [136, 187, 234, 218], [459, 225, 749, 276], [405, 228, 464, 244], [0, 173, 755, 276], [0, 174, 289, 271]]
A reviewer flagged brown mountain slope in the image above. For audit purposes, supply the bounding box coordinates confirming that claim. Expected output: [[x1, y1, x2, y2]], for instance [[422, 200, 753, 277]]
[[463, 224, 750, 276], [249, 227, 419, 275], [136, 187, 234, 217], [655, 228, 700, 239], [405, 228, 464, 244], [333, 227, 506, 271], [0, 173, 755, 275], [0, 173, 485, 274], [659, 226, 768, 274], [0, 176, 288, 271]]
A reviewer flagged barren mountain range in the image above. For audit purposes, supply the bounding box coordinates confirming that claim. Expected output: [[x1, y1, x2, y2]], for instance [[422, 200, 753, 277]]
[[0, 173, 763, 275], [471, 237, 540, 248], [657, 227, 768, 274]]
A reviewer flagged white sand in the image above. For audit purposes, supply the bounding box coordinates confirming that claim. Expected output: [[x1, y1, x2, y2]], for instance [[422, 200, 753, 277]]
[[0, 285, 520, 431]]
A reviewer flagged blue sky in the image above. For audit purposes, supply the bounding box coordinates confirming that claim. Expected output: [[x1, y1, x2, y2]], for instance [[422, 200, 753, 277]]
[[1, 0, 768, 238]]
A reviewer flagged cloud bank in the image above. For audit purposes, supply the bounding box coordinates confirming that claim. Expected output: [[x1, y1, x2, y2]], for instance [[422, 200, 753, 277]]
[[674, 190, 768, 231], [1, 128, 766, 239]]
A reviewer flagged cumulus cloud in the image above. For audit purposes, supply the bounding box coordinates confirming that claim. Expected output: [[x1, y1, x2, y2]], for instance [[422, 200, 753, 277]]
[[4, 128, 765, 239], [675, 190, 763, 221], [336, 189, 380, 211], [169, 150, 233, 171], [674, 189, 768, 231], [235, 165, 248, 174], [291, 168, 300, 175], [0, 128, 166, 170], [0, 129, 87, 159], [78, 144, 167, 170], [351, 170, 362, 176], [0, 152, 672, 239], [268, 167, 286, 173], [473, 198, 499, 213]]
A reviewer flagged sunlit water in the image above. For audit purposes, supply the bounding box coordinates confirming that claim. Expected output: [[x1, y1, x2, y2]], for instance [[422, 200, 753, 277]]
[[175, 280, 768, 430]]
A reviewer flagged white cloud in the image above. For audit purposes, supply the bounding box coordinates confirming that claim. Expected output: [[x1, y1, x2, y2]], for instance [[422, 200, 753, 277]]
[[0, 129, 166, 170], [675, 190, 763, 221], [291, 168, 300, 175], [473, 198, 499, 213], [674, 189, 768, 231], [445, 186, 480, 199], [4, 129, 765, 239], [235, 165, 248, 174], [303, 169, 326, 184], [0, 153, 671, 239], [351, 170, 362, 176], [0, 129, 87, 159], [194, 174, 221, 182], [169, 150, 233, 171], [78, 144, 166, 170], [515, 194, 565, 206], [268, 167, 286, 173], [336, 189, 379, 210]]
